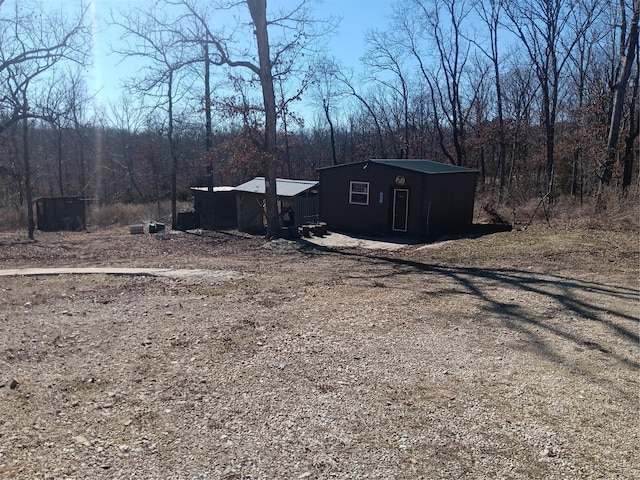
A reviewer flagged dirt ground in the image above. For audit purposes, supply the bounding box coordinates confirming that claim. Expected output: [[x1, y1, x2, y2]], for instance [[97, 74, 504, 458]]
[[0, 225, 638, 479]]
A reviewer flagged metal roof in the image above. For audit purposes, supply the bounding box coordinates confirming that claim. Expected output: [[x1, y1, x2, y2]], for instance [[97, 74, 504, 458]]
[[318, 159, 477, 174], [190, 186, 235, 192], [234, 177, 319, 197], [370, 159, 478, 174]]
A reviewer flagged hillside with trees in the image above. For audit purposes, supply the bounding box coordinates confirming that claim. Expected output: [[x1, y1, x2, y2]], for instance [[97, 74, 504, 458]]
[[0, 0, 637, 235]]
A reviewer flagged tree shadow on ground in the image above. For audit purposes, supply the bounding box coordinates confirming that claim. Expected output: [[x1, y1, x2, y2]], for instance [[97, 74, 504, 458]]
[[306, 244, 639, 391]]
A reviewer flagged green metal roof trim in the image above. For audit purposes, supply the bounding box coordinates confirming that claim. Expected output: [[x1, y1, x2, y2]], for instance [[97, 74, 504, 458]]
[[370, 159, 478, 174]]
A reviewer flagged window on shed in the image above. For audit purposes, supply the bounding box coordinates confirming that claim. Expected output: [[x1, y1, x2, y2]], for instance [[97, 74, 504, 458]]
[[349, 181, 370, 205]]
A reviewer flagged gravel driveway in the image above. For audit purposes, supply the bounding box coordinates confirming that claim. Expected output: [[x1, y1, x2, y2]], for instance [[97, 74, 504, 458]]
[[0, 226, 638, 479]]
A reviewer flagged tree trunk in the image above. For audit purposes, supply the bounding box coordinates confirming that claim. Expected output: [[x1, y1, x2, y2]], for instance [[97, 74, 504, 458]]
[[283, 108, 292, 177], [23, 96, 35, 240], [204, 43, 215, 191], [601, 0, 639, 186], [622, 65, 639, 190], [479, 147, 486, 192], [541, 81, 555, 199], [204, 43, 213, 153], [247, 0, 280, 239], [493, 41, 506, 203], [323, 98, 337, 166], [167, 71, 178, 229], [57, 128, 64, 196], [279, 83, 292, 177]]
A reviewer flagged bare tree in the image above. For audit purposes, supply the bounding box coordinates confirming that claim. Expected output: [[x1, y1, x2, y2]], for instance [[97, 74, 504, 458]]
[[503, 0, 603, 200], [599, 0, 639, 191], [419, 0, 474, 166], [473, 0, 508, 200], [39, 76, 68, 196], [109, 95, 147, 201], [37, 68, 93, 198], [501, 64, 537, 194], [276, 76, 305, 177], [394, 0, 474, 166], [0, 2, 89, 132], [363, 29, 411, 158], [333, 67, 388, 158], [231, 0, 280, 237], [176, 0, 332, 238], [111, 5, 193, 227], [466, 57, 492, 188], [65, 71, 93, 197], [310, 57, 342, 166], [159, 3, 220, 187], [621, 54, 639, 191], [0, 0, 90, 238]]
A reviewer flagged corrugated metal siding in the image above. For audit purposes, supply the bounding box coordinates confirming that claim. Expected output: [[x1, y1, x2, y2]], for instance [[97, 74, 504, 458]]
[[294, 196, 320, 225]]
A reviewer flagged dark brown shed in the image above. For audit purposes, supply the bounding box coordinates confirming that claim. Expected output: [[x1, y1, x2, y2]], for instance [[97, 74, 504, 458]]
[[318, 159, 477, 239], [191, 186, 237, 230], [35, 197, 86, 232]]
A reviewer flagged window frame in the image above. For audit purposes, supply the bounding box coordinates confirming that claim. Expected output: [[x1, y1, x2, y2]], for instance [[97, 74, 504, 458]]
[[349, 181, 370, 205]]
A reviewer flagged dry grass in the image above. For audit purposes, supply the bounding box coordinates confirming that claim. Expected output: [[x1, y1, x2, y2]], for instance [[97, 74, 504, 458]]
[[86, 202, 177, 228], [0, 205, 26, 231], [0, 201, 195, 231], [474, 189, 640, 232]]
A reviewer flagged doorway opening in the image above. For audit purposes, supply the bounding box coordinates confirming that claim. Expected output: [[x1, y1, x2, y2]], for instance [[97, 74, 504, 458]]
[[392, 188, 409, 232]]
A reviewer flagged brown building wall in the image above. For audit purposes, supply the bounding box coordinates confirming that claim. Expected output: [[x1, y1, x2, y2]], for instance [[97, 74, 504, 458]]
[[319, 162, 476, 239], [193, 190, 237, 230], [422, 172, 477, 237], [319, 164, 399, 236]]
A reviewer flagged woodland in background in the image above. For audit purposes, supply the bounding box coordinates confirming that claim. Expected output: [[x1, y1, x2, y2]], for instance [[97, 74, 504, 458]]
[[0, 0, 638, 234]]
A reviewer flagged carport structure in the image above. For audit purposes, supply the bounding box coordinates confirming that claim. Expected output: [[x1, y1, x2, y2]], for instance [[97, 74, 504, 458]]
[[234, 177, 319, 234]]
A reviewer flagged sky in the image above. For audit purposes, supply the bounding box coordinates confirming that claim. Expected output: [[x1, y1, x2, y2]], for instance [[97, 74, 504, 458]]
[[40, 0, 397, 119]]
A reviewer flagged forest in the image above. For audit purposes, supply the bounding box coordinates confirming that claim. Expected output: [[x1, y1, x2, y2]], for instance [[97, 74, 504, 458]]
[[0, 0, 638, 236]]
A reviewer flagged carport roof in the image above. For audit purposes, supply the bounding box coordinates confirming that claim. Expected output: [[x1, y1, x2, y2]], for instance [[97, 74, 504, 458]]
[[234, 177, 319, 197], [190, 186, 235, 192]]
